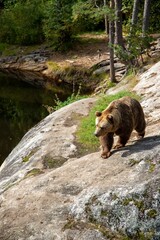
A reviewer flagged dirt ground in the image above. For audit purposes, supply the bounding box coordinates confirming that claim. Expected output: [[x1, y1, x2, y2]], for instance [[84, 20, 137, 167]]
[[49, 33, 109, 68]]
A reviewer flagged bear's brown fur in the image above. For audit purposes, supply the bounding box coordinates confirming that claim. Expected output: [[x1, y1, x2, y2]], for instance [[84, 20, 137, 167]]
[[94, 96, 146, 158]]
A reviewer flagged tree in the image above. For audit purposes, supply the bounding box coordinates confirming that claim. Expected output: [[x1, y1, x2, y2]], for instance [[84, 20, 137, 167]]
[[109, 0, 116, 82], [114, 0, 124, 48], [131, 0, 151, 34], [103, 0, 109, 34], [72, 0, 117, 82], [142, 0, 151, 34], [0, 0, 44, 45], [131, 0, 139, 27], [43, 0, 76, 50]]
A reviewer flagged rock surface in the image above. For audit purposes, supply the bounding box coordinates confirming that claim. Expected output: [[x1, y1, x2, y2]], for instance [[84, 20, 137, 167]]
[[0, 52, 49, 72], [0, 53, 53, 88], [0, 62, 160, 240]]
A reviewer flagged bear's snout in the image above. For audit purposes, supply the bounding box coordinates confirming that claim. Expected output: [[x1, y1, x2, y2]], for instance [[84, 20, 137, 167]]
[[94, 131, 99, 137], [94, 129, 101, 137]]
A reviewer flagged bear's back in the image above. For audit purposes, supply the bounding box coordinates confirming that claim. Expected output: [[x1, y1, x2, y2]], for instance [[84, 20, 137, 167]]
[[119, 96, 146, 130]]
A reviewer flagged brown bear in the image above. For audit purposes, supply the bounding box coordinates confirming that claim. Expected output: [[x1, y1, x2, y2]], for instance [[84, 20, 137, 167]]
[[94, 96, 146, 158]]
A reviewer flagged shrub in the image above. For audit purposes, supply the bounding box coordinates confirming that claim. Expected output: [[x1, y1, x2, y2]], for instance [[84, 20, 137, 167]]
[[0, 0, 44, 45], [43, 0, 76, 51], [53, 85, 87, 111]]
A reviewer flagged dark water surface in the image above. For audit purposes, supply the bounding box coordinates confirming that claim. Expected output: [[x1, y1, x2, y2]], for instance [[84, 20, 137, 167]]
[[0, 71, 69, 165]]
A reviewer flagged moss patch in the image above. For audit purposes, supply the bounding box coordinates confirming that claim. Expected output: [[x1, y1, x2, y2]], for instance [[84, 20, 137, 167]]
[[22, 148, 39, 163], [128, 159, 140, 167], [134, 200, 145, 212], [147, 209, 157, 218], [25, 168, 43, 178], [101, 209, 109, 217], [22, 155, 30, 163], [136, 231, 155, 240], [122, 198, 133, 206], [122, 197, 145, 212], [64, 112, 85, 127], [149, 163, 156, 173], [63, 218, 126, 239], [43, 155, 67, 169]]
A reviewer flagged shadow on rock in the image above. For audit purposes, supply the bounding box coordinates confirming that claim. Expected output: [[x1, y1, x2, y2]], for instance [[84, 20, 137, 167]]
[[113, 135, 160, 158]]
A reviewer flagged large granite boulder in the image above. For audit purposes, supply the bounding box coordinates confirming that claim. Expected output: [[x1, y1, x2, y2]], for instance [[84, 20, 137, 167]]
[[0, 62, 160, 240]]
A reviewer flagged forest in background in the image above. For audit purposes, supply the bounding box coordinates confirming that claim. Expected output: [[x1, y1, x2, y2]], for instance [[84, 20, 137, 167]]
[[0, 0, 160, 83], [0, 0, 159, 49]]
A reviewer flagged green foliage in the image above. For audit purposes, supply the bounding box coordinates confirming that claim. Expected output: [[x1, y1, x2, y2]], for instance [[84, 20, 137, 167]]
[[150, 1, 160, 32], [0, 43, 8, 54], [43, 0, 77, 51], [114, 27, 153, 66], [76, 91, 139, 149], [72, 0, 113, 32], [53, 86, 87, 110], [72, 1, 98, 32], [0, 0, 44, 45], [122, 0, 160, 33], [0, 0, 160, 50]]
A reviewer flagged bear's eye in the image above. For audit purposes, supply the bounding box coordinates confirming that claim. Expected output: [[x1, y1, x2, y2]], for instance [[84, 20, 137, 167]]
[[100, 126, 105, 130]]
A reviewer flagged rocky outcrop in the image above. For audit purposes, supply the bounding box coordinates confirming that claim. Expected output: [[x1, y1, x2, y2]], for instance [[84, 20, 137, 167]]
[[92, 59, 126, 78], [0, 52, 97, 92], [0, 50, 49, 72], [0, 51, 52, 87], [134, 61, 160, 125], [0, 62, 160, 240]]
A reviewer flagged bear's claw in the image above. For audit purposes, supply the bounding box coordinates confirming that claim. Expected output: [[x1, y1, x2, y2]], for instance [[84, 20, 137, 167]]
[[101, 151, 111, 158], [114, 144, 124, 149]]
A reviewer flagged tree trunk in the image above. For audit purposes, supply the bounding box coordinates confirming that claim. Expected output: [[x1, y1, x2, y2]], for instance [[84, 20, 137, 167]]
[[131, 0, 140, 26], [142, 0, 151, 34], [114, 0, 124, 48], [109, 0, 116, 83], [104, 0, 109, 34]]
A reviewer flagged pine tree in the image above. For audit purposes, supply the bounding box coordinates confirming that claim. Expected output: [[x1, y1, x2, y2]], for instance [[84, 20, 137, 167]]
[[109, 0, 116, 82], [142, 0, 151, 34], [131, 0, 139, 27], [114, 0, 124, 48]]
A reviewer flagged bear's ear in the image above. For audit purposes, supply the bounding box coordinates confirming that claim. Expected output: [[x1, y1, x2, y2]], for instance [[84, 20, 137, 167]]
[[95, 111, 102, 117], [107, 114, 114, 123]]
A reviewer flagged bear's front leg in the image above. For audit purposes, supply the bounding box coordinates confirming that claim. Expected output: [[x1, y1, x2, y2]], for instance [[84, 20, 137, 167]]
[[99, 133, 114, 158]]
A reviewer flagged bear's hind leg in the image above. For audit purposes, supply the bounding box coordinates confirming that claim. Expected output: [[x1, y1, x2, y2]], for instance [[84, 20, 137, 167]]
[[137, 130, 145, 139], [135, 118, 146, 139], [114, 135, 130, 149]]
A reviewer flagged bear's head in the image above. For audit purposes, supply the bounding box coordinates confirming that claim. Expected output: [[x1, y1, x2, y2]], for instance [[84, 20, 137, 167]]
[[94, 111, 114, 137]]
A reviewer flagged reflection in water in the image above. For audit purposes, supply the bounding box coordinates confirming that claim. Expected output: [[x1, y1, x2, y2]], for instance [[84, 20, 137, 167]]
[[0, 71, 69, 165]]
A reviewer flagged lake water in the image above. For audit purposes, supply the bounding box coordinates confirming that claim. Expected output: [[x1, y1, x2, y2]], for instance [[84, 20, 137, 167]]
[[0, 71, 70, 165]]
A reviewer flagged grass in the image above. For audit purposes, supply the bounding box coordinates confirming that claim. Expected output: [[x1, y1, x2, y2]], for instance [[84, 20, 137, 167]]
[[0, 43, 8, 53], [77, 31, 107, 44], [54, 94, 88, 111], [53, 82, 88, 111], [76, 91, 140, 150], [0, 43, 19, 56], [47, 61, 61, 71]]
